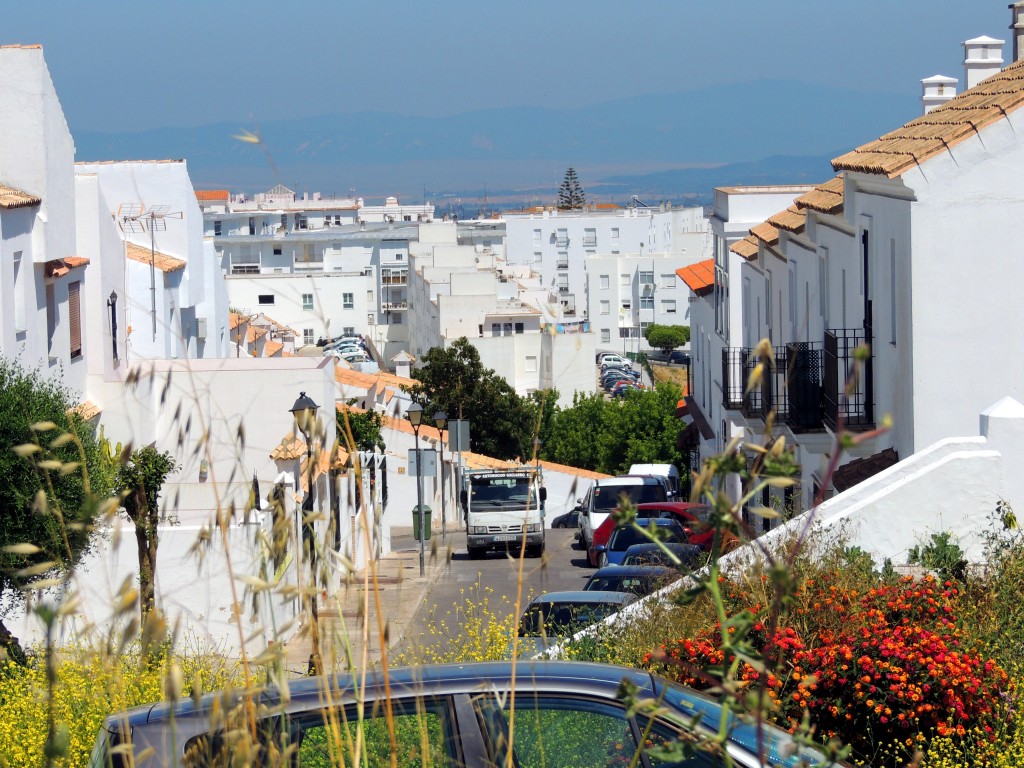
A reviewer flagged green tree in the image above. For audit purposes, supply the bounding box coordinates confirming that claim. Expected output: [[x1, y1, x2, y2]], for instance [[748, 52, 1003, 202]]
[[337, 405, 386, 452], [540, 383, 686, 475], [557, 167, 586, 210], [406, 338, 536, 461], [115, 445, 179, 621], [644, 324, 691, 355], [0, 358, 115, 660]]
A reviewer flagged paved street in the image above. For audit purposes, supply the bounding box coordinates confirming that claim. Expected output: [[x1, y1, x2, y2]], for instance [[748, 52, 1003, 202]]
[[396, 527, 590, 661]]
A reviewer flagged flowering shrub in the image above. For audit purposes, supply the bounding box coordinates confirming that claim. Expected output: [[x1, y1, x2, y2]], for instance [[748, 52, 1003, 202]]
[[644, 575, 1013, 765]]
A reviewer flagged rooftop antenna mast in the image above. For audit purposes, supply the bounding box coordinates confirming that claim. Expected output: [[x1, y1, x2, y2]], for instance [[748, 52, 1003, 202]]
[[118, 203, 183, 341]]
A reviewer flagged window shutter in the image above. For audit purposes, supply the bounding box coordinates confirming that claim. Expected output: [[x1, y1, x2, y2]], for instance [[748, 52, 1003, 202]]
[[69, 281, 82, 358]]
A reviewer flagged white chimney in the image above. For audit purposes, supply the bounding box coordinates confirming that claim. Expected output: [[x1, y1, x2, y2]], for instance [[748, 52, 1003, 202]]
[[963, 35, 1005, 89], [921, 74, 958, 114], [1012, 2, 1024, 62]]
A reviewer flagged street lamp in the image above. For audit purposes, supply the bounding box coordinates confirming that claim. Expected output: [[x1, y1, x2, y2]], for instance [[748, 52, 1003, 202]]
[[433, 410, 448, 543], [407, 402, 426, 577], [289, 392, 320, 573], [106, 290, 119, 362]]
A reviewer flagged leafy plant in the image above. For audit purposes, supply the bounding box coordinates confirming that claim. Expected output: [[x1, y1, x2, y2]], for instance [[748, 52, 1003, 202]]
[[908, 531, 968, 583]]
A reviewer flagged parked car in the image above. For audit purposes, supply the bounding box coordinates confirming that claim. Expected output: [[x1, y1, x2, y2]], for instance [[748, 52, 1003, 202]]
[[550, 509, 580, 528], [578, 476, 668, 565], [93, 661, 842, 768], [591, 517, 690, 568], [598, 353, 631, 368], [518, 590, 637, 641], [629, 464, 681, 498], [601, 370, 639, 386], [611, 383, 641, 398], [636, 501, 716, 550], [622, 541, 705, 568], [669, 349, 691, 365], [583, 564, 678, 596]]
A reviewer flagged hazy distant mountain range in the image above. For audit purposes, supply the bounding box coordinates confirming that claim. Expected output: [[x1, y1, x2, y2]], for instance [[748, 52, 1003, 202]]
[[74, 79, 915, 205]]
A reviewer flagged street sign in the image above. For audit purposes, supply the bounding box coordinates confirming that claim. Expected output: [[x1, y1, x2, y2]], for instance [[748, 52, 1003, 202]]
[[449, 419, 471, 453], [407, 449, 437, 477]]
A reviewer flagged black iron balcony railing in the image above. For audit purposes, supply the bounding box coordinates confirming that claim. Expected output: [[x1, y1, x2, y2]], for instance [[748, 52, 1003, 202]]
[[784, 342, 824, 431], [721, 347, 748, 410], [823, 327, 874, 430]]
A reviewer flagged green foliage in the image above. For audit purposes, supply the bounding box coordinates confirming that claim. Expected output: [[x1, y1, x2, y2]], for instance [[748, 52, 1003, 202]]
[[540, 382, 686, 475], [907, 530, 967, 583], [643, 324, 690, 354], [406, 337, 539, 460], [556, 167, 586, 210], [337, 405, 385, 452], [0, 358, 114, 613]]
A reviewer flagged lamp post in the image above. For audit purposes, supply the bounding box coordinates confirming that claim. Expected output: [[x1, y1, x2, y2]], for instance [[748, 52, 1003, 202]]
[[407, 402, 426, 576], [433, 410, 448, 544], [106, 290, 119, 362], [289, 391, 320, 604]]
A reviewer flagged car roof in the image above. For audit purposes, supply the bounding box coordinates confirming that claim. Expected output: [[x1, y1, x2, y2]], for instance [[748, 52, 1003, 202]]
[[596, 475, 664, 487], [527, 590, 637, 606], [636, 502, 709, 513], [589, 565, 675, 578]]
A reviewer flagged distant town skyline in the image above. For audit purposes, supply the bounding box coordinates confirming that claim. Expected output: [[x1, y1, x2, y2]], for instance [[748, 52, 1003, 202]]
[[5, 1, 1012, 136]]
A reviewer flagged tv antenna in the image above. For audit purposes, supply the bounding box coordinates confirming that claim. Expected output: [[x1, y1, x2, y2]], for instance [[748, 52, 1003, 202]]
[[118, 203, 183, 341]]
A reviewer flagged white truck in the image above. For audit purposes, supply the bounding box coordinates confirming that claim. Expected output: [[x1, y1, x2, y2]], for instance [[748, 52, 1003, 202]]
[[460, 468, 547, 559]]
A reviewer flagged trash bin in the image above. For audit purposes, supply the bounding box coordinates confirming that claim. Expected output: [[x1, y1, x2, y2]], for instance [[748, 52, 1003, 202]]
[[413, 504, 432, 541]]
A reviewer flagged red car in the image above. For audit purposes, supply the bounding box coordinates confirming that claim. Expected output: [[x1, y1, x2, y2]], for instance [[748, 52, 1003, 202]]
[[635, 502, 715, 551]]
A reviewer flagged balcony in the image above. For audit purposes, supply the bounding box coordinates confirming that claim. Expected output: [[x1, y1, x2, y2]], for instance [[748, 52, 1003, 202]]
[[721, 347, 748, 410], [556, 259, 569, 269], [381, 275, 407, 286], [293, 259, 324, 271], [823, 327, 873, 430], [381, 301, 408, 312]]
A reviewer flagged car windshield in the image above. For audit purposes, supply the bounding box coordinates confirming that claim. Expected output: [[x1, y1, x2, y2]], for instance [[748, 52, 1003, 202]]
[[592, 484, 666, 512], [519, 600, 625, 636], [621, 544, 694, 567], [584, 574, 667, 596], [470, 476, 533, 509], [608, 524, 683, 552]]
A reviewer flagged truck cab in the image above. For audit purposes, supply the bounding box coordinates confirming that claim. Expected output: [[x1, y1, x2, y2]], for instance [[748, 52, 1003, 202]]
[[460, 469, 547, 559]]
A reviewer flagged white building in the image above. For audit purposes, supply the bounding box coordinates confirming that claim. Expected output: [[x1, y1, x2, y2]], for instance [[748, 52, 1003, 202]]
[[75, 160, 233, 364], [407, 222, 596, 406], [685, 32, 1024, 521], [504, 204, 709, 352], [0, 45, 89, 397]]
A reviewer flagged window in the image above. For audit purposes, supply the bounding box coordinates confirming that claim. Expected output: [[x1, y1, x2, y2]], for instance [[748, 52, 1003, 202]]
[[601, 329, 611, 343], [525, 355, 538, 372], [343, 293, 354, 309], [600, 301, 610, 315], [280, 213, 288, 230], [713, 235, 729, 338], [890, 238, 897, 345], [392, 314, 403, 324], [248, 217, 255, 235], [662, 299, 677, 314], [258, 294, 275, 305], [492, 323, 501, 336], [639, 271, 654, 285], [303, 329, 314, 345], [295, 213, 307, 230], [611, 227, 620, 239], [621, 299, 631, 310], [503, 322, 513, 336], [583, 228, 597, 247], [533, 228, 541, 242], [344, 326, 355, 335], [273, 246, 282, 257], [367, 290, 374, 304], [68, 281, 82, 359], [533, 251, 542, 263], [335, 215, 342, 225], [515, 322, 524, 334], [302, 293, 314, 310], [660, 273, 675, 289], [556, 251, 568, 268], [556, 228, 568, 247], [599, 274, 610, 289], [640, 297, 654, 310], [620, 274, 630, 287], [213, 220, 222, 236]]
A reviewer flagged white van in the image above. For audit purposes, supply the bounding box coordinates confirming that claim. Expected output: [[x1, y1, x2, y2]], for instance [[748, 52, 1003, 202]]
[[628, 463, 681, 499]]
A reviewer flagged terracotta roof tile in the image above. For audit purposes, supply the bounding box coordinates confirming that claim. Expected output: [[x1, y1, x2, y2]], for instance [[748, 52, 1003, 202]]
[[229, 312, 246, 330], [70, 400, 101, 421], [730, 235, 760, 260], [195, 189, 229, 202], [675, 259, 714, 296], [767, 205, 806, 233], [833, 58, 1024, 177], [335, 367, 379, 389], [795, 177, 845, 214], [262, 340, 284, 357], [45, 257, 90, 278], [125, 242, 186, 273], [750, 221, 780, 246], [0, 184, 40, 209], [246, 325, 268, 343]]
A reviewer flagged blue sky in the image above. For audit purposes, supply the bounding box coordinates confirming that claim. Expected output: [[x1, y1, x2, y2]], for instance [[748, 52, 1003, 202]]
[[4, 1, 1012, 133]]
